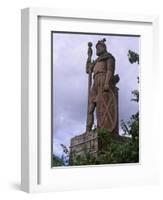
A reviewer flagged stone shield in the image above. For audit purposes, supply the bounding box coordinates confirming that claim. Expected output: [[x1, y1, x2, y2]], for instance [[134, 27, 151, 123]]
[[96, 87, 118, 132]]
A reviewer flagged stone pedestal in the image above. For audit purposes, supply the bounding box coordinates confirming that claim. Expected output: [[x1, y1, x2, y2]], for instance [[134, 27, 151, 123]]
[[69, 129, 128, 165], [69, 131, 98, 164]]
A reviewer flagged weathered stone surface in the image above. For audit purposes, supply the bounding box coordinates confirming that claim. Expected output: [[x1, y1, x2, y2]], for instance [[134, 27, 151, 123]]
[[86, 38, 119, 133], [70, 131, 98, 162]]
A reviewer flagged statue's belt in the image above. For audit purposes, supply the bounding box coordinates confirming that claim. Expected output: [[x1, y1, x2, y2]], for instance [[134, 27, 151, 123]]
[[93, 72, 106, 79]]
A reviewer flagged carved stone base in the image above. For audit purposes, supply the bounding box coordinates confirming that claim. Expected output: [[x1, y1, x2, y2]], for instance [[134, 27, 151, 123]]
[[69, 130, 129, 165], [69, 131, 98, 164]]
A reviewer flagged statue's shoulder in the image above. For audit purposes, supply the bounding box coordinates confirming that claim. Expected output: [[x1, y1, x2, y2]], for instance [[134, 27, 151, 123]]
[[94, 52, 115, 64], [106, 52, 115, 61], [99, 52, 115, 62]]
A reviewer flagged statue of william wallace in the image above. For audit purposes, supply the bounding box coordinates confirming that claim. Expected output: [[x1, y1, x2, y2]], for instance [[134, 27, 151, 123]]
[[86, 38, 120, 134]]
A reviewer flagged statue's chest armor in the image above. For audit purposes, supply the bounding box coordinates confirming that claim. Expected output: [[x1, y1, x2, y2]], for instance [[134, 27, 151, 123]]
[[93, 61, 107, 74]]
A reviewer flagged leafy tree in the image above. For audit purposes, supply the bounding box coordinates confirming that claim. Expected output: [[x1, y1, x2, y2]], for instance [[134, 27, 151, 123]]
[[128, 50, 139, 64], [52, 144, 69, 167], [52, 155, 65, 166]]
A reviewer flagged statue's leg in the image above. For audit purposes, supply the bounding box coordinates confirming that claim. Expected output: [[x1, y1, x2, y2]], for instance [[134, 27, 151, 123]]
[[86, 102, 96, 132]]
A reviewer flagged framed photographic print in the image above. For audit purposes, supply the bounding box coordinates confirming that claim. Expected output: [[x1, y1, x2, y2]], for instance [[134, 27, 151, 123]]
[[52, 31, 140, 168], [21, 8, 159, 193]]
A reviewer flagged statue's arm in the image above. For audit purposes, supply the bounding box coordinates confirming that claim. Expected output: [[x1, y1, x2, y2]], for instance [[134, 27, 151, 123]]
[[104, 58, 114, 91]]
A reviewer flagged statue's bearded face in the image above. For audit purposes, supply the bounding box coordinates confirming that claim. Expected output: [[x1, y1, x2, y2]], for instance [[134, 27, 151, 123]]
[[96, 44, 106, 56]]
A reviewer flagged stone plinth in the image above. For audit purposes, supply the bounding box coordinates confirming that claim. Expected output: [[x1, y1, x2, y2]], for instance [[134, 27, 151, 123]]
[[69, 130, 129, 165], [69, 131, 98, 164]]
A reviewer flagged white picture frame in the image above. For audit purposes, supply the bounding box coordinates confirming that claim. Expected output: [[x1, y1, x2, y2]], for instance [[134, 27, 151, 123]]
[[21, 7, 159, 193]]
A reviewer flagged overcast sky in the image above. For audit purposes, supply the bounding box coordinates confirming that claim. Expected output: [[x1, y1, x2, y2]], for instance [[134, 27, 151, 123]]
[[52, 32, 139, 156]]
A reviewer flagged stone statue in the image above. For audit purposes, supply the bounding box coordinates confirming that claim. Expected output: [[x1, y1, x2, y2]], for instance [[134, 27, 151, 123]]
[[86, 39, 120, 133]]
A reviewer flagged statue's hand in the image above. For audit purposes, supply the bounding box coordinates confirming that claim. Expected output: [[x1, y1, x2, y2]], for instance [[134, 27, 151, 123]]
[[86, 61, 94, 73], [104, 84, 109, 92]]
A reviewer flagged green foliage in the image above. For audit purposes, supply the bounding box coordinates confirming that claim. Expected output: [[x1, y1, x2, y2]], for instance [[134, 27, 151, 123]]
[[131, 90, 139, 102], [128, 50, 139, 64], [52, 155, 65, 166], [71, 126, 139, 166], [52, 144, 69, 167]]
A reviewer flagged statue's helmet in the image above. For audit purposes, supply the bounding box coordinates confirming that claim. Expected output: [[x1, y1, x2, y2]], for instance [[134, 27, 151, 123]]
[[96, 38, 107, 51]]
